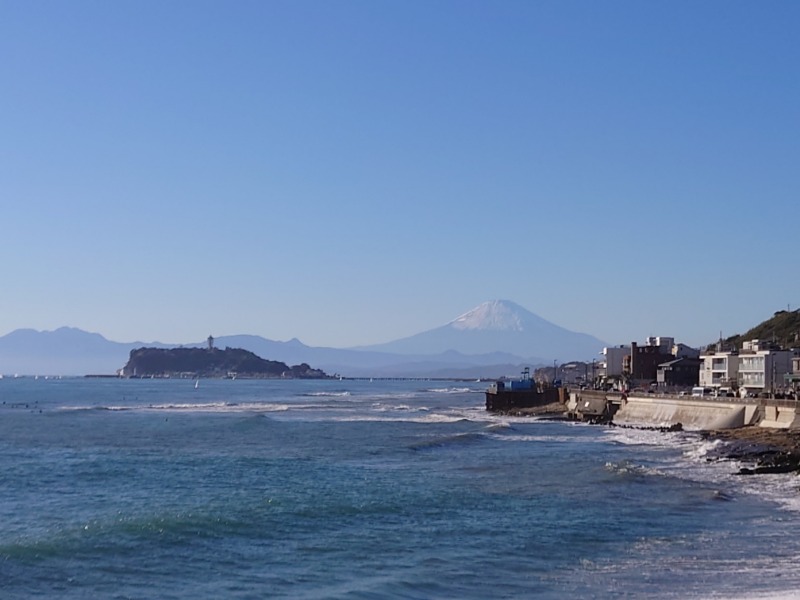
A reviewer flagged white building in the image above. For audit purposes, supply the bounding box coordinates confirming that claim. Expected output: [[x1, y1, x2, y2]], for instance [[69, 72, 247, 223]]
[[738, 341, 794, 396], [699, 350, 739, 390], [700, 340, 795, 395], [601, 346, 629, 377]]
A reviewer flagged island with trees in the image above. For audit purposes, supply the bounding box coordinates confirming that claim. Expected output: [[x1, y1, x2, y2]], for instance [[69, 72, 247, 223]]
[[120, 346, 329, 379]]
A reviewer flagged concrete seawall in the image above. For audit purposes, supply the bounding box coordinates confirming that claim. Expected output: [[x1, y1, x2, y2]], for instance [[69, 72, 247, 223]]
[[614, 395, 761, 430], [566, 390, 800, 430], [759, 401, 800, 428]]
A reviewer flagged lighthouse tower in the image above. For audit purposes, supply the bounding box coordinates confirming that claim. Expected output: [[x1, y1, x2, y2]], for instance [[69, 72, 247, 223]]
[[207, 335, 214, 351]]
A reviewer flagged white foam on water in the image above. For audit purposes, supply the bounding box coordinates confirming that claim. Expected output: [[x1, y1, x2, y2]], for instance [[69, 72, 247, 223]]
[[700, 592, 800, 600], [742, 474, 800, 513], [142, 402, 294, 413], [425, 387, 475, 394], [329, 413, 469, 424], [682, 437, 726, 461], [604, 426, 800, 516], [59, 405, 132, 412], [371, 403, 430, 413], [488, 433, 601, 444], [603, 426, 684, 447], [575, 547, 800, 599], [368, 392, 419, 400], [65, 402, 299, 413], [484, 421, 511, 431], [603, 460, 667, 479], [469, 411, 570, 426]]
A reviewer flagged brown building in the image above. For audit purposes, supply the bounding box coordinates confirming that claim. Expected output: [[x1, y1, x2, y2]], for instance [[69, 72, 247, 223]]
[[623, 341, 675, 385]]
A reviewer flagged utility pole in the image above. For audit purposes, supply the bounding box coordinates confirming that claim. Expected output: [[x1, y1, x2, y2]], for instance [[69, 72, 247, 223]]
[[772, 359, 777, 398]]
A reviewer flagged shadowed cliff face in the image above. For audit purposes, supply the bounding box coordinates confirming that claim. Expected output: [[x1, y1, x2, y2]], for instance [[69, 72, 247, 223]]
[[121, 347, 327, 378]]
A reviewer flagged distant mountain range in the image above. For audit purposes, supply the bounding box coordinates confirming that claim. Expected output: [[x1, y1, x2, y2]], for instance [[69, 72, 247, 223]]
[[0, 300, 607, 377]]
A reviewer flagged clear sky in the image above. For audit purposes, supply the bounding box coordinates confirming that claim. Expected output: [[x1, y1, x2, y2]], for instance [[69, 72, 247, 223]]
[[1, 1, 798, 349]]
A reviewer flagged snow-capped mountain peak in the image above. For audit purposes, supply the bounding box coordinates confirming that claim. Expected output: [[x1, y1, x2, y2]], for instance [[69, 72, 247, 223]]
[[353, 299, 607, 362], [449, 300, 526, 332]]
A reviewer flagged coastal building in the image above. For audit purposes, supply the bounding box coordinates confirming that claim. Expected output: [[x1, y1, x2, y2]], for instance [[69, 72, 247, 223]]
[[699, 349, 739, 390], [601, 346, 629, 378], [656, 357, 701, 388], [786, 356, 800, 392], [624, 339, 675, 387], [737, 340, 794, 396], [646, 337, 675, 352], [700, 340, 796, 396], [672, 343, 700, 359], [559, 362, 589, 385], [601, 338, 700, 390], [597, 345, 630, 390]]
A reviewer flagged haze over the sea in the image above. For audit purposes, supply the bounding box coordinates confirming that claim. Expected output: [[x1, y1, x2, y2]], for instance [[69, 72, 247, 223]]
[[2, 1, 797, 348]]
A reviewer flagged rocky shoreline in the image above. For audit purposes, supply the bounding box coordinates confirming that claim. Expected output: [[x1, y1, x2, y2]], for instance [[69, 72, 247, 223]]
[[492, 402, 800, 476], [701, 427, 800, 475]]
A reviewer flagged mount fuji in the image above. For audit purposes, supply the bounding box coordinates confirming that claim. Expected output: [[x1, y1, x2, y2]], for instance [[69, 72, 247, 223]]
[[355, 300, 606, 362]]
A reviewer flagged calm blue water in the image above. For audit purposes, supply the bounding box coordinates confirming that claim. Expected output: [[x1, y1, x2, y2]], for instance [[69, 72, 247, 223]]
[[1, 378, 799, 599]]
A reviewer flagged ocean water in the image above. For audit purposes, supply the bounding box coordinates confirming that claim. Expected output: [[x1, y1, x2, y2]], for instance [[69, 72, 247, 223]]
[[1, 378, 799, 599]]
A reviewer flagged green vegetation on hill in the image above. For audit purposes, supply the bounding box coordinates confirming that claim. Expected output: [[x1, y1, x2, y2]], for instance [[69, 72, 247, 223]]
[[122, 347, 328, 378], [721, 309, 800, 350]]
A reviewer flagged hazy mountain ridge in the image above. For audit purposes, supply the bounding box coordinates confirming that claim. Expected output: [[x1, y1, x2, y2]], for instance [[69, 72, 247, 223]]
[[0, 328, 533, 377], [0, 328, 170, 376], [0, 300, 605, 376]]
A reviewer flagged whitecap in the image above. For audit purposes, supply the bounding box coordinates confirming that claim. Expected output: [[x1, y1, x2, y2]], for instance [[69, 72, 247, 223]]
[[425, 387, 474, 394]]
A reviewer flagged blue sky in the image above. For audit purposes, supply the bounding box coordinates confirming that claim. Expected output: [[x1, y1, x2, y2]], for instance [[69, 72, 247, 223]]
[[1, 1, 798, 349]]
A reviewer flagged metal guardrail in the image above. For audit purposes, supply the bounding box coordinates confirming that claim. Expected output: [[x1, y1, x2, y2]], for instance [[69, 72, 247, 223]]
[[762, 398, 800, 409], [571, 388, 798, 406], [626, 392, 799, 408]]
